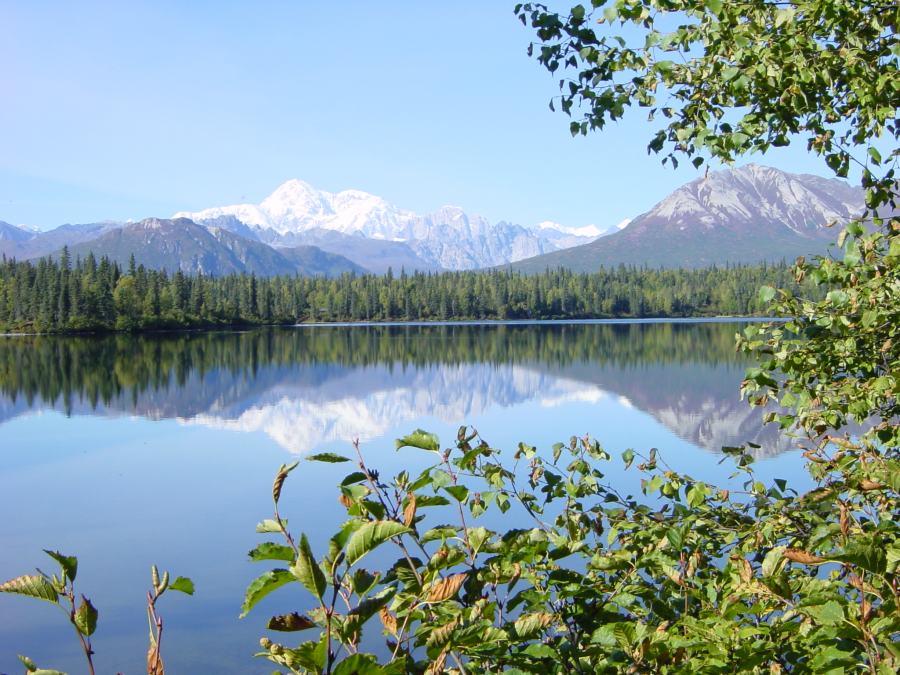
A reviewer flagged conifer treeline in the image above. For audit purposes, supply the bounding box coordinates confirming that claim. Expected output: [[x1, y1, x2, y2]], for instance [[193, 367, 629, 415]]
[[0, 250, 808, 332]]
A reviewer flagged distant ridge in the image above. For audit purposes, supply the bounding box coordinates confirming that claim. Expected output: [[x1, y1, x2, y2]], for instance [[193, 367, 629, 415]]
[[509, 164, 865, 272], [60, 217, 364, 277]]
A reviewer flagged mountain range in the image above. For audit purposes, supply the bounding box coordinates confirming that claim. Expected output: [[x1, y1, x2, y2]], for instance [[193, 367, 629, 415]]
[[1, 164, 865, 276], [175, 179, 602, 270], [510, 164, 864, 271]]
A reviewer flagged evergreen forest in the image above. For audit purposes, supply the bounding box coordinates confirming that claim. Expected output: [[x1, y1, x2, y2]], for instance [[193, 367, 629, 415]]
[[0, 250, 812, 332]]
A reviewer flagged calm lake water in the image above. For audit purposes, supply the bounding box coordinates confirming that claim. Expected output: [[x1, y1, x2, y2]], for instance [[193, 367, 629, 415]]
[[0, 321, 811, 673]]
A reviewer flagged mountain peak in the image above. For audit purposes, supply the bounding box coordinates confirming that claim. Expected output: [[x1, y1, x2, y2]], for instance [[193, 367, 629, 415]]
[[264, 178, 322, 201], [260, 179, 333, 226], [510, 164, 865, 272]]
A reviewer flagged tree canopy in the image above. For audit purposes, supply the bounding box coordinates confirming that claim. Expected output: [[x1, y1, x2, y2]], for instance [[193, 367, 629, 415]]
[[515, 0, 898, 210]]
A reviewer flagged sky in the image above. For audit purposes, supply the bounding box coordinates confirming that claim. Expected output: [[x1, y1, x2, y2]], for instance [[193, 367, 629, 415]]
[[1, 0, 841, 231]]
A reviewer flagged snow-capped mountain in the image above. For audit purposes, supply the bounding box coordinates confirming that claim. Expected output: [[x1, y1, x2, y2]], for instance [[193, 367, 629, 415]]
[[532, 220, 616, 249], [176, 180, 598, 270], [512, 164, 867, 272]]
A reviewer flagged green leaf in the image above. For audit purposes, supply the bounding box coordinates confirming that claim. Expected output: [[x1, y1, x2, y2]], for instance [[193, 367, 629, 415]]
[[622, 448, 635, 469], [18, 654, 37, 672], [43, 551, 77, 583], [758, 285, 776, 303], [804, 600, 844, 626], [248, 542, 295, 562], [656, 60, 675, 74], [292, 534, 327, 601], [0, 575, 59, 605], [346, 521, 410, 566], [351, 568, 379, 596], [421, 526, 459, 543], [19, 658, 68, 675], [395, 429, 440, 452], [430, 469, 452, 489], [267, 612, 316, 631], [306, 452, 351, 463], [168, 576, 195, 595], [341, 471, 369, 486], [349, 587, 394, 623], [762, 546, 785, 577], [332, 654, 384, 675], [288, 637, 328, 672], [239, 569, 293, 618], [445, 485, 469, 502], [73, 595, 98, 636], [843, 242, 861, 266], [467, 526, 491, 555], [256, 519, 283, 534]]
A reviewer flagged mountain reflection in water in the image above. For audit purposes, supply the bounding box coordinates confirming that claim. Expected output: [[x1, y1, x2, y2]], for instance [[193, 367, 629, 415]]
[[0, 322, 793, 458]]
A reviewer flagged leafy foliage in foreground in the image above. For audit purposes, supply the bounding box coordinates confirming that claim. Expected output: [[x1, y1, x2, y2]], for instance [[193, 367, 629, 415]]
[[0, 555, 192, 675], [246, 420, 897, 674]]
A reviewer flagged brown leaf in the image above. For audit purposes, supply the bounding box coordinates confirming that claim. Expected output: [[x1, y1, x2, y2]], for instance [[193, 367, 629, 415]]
[[267, 612, 316, 631], [859, 480, 885, 491], [861, 598, 872, 622], [272, 462, 296, 504], [848, 573, 878, 595], [840, 503, 849, 536], [426, 618, 459, 647], [425, 650, 448, 675], [736, 557, 752, 584], [379, 607, 398, 636], [147, 644, 164, 675], [403, 493, 417, 527], [427, 572, 467, 603], [783, 548, 825, 565], [338, 493, 353, 508]]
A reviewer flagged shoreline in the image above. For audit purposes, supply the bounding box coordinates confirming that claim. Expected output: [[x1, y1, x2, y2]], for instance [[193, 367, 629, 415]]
[[0, 315, 776, 337]]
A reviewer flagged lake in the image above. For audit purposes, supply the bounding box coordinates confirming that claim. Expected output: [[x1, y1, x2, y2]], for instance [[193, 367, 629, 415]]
[[0, 320, 811, 673]]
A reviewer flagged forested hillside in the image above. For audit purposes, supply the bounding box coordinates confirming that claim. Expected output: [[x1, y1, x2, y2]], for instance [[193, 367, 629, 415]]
[[0, 251, 808, 332]]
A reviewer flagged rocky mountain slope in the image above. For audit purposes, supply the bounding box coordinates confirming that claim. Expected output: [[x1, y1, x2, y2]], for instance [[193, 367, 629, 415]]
[[61, 218, 363, 276], [200, 215, 440, 273], [510, 164, 865, 272]]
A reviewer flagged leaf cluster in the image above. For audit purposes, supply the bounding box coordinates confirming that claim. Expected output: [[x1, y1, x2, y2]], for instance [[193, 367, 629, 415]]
[[245, 421, 898, 673]]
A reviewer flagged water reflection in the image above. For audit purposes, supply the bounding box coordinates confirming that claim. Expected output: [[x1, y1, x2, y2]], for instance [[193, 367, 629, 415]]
[[0, 322, 789, 457]]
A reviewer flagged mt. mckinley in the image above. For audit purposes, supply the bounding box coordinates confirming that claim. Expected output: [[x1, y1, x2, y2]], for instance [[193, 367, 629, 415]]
[[175, 179, 601, 271]]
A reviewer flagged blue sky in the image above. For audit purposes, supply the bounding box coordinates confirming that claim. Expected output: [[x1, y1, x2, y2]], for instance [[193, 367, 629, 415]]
[[2, 1, 835, 230]]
